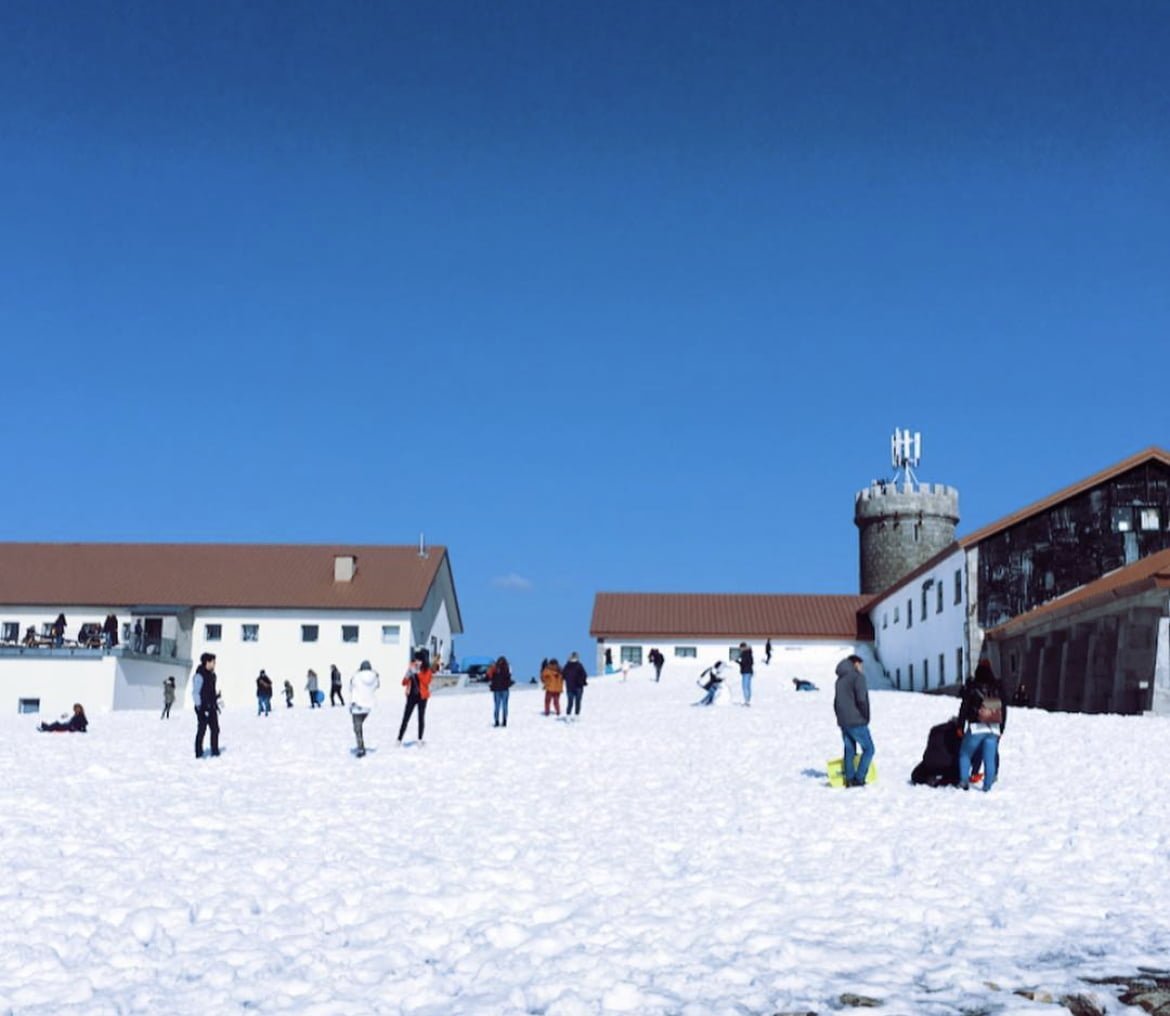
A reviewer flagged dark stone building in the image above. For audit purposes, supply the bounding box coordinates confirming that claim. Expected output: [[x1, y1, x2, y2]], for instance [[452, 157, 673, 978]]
[[972, 453, 1170, 629]]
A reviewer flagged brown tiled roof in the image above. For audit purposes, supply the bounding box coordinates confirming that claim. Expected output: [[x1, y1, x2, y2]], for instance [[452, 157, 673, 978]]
[[590, 593, 874, 641], [0, 543, 459, 622], [959, 446, 1170, 549], [985, 547, 1170, 639]]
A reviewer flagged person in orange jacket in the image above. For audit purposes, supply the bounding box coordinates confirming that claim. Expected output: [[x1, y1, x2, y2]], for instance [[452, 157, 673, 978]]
[[398, 653, 432, 744], [541, 658, 565, 716]]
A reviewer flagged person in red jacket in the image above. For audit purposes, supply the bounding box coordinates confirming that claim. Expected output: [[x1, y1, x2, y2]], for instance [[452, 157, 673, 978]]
[[398, 654, 432, 744]]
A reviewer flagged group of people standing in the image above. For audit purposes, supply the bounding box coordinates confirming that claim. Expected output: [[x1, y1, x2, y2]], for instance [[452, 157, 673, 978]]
[[538, 653, 588, 718], [189, 652, 434, 759], [833, 653, 1008, 792]]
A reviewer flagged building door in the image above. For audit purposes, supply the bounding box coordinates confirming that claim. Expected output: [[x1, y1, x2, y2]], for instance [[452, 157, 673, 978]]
[[144, 617, 163, 654]]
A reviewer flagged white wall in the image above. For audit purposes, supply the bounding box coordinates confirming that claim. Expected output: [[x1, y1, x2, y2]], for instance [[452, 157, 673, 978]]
[[188, 609, 416, 708], [867, 546, 968, 692], [595, 637, 883, 688], [0, 655, 116, 718]]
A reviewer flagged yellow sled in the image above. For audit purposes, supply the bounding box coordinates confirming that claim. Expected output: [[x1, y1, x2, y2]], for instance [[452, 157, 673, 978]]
[[827, 757, 878, 788]]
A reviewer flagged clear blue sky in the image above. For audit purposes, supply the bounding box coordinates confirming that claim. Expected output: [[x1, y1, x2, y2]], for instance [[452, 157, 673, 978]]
[[2, 1, 1167, 676]]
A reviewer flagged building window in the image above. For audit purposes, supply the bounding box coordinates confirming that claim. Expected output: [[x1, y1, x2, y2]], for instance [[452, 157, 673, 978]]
[[674, 646, 697, 658], [923, 657, 930, 688], [1010, 652, 1018, 674], [954, 569, 962, 605], [907, 599, 913, 629], [1140, 507, 1160, 531], [956, 647, 964, 682], [342, 625, 359, 643], [893, 605, 900, 624], [895, 667, 901, 690], [381, 625, 401, 644], [2, 621, 18, 643], [1112, 507, 1134, 532], [729, 647, 742, 662], [882, 612, 887, 630], [205, 624, 222, 642], [620, 646, 642, 665], [936, 583, 944, 614], [18, 697, 40, 714], [908, 662, 914, 691], [921, 587, 929, 621], [301, 625, 319, 643], [241, 624, 259, 643], [939, 652, 946, 685]]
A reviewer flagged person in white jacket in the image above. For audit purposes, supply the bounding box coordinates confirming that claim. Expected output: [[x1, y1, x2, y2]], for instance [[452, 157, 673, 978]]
[[349, 660, 380, 757]]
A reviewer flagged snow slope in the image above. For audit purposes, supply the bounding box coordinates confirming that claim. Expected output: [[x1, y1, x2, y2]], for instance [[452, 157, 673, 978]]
[[2, 661, 1168, 1015]]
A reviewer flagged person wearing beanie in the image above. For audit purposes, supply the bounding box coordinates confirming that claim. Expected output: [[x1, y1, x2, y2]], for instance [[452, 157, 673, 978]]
[[349, 660, 380, 757]]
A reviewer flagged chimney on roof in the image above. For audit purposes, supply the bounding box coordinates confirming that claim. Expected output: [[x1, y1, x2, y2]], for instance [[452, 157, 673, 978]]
[[418, 532, 428, 559], [334, 555, 356, 583]]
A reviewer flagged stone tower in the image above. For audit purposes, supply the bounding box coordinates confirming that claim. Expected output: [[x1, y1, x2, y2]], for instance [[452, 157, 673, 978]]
[[854, 430, 960, 596]]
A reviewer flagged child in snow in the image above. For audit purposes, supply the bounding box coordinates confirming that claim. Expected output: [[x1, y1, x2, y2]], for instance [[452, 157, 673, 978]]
[[696, 662, 726, 705], [39, 703, 88, 732], [283, 680, 294, 707], [305, 669, 321, 708], [161, 676, 176, 718]]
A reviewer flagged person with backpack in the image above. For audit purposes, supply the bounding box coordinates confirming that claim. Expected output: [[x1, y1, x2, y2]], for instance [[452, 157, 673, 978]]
[[305, 669, 321, 708], [489, 655, 513, 727], [958, 660, 1007, 792]]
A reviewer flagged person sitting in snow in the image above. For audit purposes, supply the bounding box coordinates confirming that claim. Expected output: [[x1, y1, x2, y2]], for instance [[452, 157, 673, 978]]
[[39, 703, 88, 733], [792, 677, 818, 691], [695, 661, 726, 705]]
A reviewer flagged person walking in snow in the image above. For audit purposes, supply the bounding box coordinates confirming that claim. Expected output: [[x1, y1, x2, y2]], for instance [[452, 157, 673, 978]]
[[283, 679, 294, 708], [397, 654, 432, 744], [738, 642, 755, 706], [541, 658, 564, 716], [330, 664, 345, 707], [256, 670, 273, 716], [649, 648, 665, 682], [833, 655, 874, 787], [193, 652, 221, 758], [765, 638, 773, 665], [161, 676, 176, 719], [958, 660, 1007, 792], [305, 669, 321, 708], [563, 652, 588, 718], [489, 655, 513, 727], [349, 660, 380, 757]]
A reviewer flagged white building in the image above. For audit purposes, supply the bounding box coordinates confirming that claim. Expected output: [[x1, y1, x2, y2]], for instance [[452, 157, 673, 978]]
[[0, 543, 462, 718], [864, 545, 969, 692], [589, 592, 881, 686]]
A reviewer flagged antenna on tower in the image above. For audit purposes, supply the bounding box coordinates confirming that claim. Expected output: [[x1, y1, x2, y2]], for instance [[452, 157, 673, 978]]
[[890, 427, 922, 486]]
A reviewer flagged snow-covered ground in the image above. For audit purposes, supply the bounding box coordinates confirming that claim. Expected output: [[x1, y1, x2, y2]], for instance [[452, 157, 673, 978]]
[[2, 660, 1169, 1015]]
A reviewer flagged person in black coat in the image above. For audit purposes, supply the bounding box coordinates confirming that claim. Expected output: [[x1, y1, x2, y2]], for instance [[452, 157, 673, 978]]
[[563, 652, 588, 717], [489, 656, 513, 727], [40, 703, 88, 732], [192, 653, 221, 758], [958, 660, 1007, 792]]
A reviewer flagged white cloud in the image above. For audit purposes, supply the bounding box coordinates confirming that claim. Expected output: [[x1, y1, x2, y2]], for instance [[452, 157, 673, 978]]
[[492, 572, 533, 591]]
